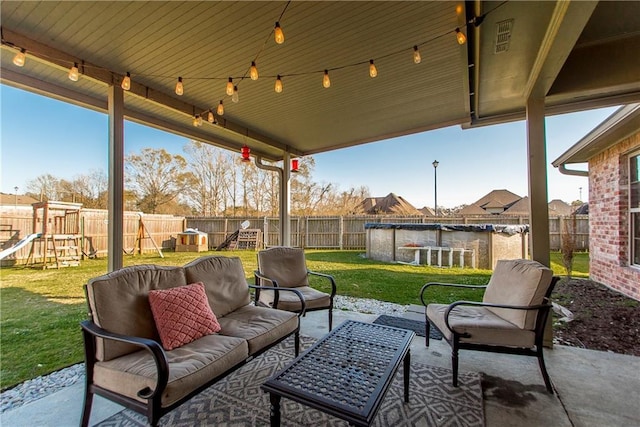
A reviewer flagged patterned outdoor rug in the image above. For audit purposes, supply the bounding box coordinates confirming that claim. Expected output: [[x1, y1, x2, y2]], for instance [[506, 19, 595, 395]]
[[97, 336, 482, 426], [373, 315, 443, 340]]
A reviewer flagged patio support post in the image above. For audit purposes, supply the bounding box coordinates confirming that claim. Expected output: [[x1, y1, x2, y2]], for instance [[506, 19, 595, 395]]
[[526, 95, 551, 267], [107, 84, 125, 271], [255, 154, 291, 247]]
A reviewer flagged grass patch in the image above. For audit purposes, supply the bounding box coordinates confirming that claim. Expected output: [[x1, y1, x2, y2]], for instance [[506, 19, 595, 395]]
[[1, 250, 587, 389]]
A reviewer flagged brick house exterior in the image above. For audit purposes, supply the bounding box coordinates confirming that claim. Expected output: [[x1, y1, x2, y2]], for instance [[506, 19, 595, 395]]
[[553, 104, 640, 301]]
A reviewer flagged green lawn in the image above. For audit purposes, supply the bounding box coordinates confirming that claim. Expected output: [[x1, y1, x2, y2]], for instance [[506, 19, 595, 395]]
[[0, 250, 588, 389]]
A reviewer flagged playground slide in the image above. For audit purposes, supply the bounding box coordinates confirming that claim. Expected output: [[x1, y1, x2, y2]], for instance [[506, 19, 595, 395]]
[[0, 233, 42, 260]]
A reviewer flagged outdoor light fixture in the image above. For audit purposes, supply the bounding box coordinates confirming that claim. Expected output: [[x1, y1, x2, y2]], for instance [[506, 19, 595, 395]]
[[241, 145, 251, 162], [121, 72, 131, 90], [455, 28, 467, 45], [232, 86, 239, 103], [226, 77, 234, 96], [68, 63, 79, 81], [217, 100, 225, 115], [274, 22, 284, 44], [207, 110, 215, 123], [432, 160, 439, 217], [323, 70, 331, 88], [291, 159, 299, 173], [175, 77, 184, 95], [369, 60, 378, 78], [12, 48, 26, 67], [275, 75, 283, 93], [250, 61, 259, 80], [413, 46, 421, 64]]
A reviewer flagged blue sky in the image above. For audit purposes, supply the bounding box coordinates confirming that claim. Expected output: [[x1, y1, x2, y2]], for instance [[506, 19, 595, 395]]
[[1, 84, 616, 208]]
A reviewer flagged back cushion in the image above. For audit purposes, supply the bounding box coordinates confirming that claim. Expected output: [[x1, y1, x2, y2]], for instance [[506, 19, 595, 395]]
[[184, 256, 250, 317], [483, 259, 553, 329], [257, 247, 309, 288], [85, 265, 187, 361]]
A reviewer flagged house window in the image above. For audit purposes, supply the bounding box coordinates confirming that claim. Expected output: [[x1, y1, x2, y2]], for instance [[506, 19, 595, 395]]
[[631, 152, 640, 266]]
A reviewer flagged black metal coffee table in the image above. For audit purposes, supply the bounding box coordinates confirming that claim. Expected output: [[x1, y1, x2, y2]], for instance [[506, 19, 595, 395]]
[[261, 320, 415, 426]]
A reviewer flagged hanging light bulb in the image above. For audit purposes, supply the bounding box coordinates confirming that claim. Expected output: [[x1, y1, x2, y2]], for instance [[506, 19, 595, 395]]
[[250, 61, 259, 80], [275, 75, 283, 93], [217, 100, 225, 116], [232, 86, 239, 103], [291, 159, 299, 173], [197, 115, 203, 126], [207, 110, 215, 123], [322, 70, 331, 88], [226, 77, 234, 96], [413, 46, 422, 64], [274, 22, 285, 44], [12, 48, 26, 67], [241, 145, 251, 162], [68, 62, 80, 81], [121, 72, 131, 90], [369, 60, 378, 78], [456, 28, 467, 45], [175, 77, 184, 95], [193, 115, 200, 127]]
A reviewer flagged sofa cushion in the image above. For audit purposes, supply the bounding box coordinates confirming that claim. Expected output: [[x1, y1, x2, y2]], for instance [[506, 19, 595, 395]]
[[217, 305, 298, 355], [93, 334, 248, 407], [184, 256, 250, 317], [257, 286, 330, 311], [482, 259, 553, 329], [86, 264, 187, 361], [149, 282, 221, 351], [257, 247, 309, 288], [427, 303, 536, 348]]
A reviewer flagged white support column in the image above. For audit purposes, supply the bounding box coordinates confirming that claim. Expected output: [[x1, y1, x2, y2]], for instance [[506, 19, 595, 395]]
[[526, 95, 551, 268], [281, 152, 291, 247], [108, 85, 125, 272]]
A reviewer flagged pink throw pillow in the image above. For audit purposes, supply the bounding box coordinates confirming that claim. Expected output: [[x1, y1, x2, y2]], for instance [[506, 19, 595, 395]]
[[148, 282, 221, 351]]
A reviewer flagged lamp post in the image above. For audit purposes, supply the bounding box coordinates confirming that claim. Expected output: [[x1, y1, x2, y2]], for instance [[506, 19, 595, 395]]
[[432, 160, 439, 217], [14, 186, 18, 207]]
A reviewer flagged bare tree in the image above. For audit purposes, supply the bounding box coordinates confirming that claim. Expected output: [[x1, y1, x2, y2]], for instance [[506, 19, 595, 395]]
[[183, 141, 231, 216], [25, 173, 60, 201]]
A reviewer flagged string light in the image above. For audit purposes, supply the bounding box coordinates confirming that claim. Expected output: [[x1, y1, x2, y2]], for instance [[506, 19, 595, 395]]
[[275, 75, 283, 93], [369, 60, 377, 78], [274, 22, 285, 44], [193, 115, 202, 127], [413, 46, 421, 64], [175, 77, 184, 95], [232, 86, 239, 103], [226, 77, 234, 96], [250, 61, 259, 80], [197, 115, 203, 126], [455, 28, 466, 45], [217, 100, 225, 115], [207, 110, 215, 123], [322, 70, 331, 88], [121, 72, 131, 90], [68, 62, 80, 81], [13, 48, 26, 67]]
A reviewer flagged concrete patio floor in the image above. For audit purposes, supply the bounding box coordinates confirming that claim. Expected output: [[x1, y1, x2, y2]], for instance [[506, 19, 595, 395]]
[[2, 308, 639, 426]]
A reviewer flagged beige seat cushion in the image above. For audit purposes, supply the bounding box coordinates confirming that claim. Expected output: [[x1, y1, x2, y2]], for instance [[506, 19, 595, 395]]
[[217, 305, 298, 355], [483, 259, 553, 329], [93, 334, 248, 407], [427, 303, 536, 348], [257, 286, 331, 311], [257, 247, 309, 288]]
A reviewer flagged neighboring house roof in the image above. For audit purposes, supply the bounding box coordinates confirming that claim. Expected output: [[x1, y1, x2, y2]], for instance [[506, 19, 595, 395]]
[[458, 204, 489, 216], [0, 193, 39, 206], [355, 193, 421, 215], [548, 199, 574, 216], [503, 196, 530, 215], [473, 189, 522, 210], [552, 103, 640, 166], [573, 203, 589, 215], [419, 207, 436, 217]]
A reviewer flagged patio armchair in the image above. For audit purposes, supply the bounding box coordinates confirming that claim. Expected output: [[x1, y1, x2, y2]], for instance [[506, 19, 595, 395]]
[[420, 259, 559, 393], [254, 246, 337, 331]]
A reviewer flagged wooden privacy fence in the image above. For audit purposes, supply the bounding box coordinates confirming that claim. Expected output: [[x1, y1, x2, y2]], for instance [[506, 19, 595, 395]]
[[0, 206, 588, 264]]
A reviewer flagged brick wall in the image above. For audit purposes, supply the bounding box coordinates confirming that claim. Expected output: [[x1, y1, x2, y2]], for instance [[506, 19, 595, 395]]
[[588, 132, 640, 300]]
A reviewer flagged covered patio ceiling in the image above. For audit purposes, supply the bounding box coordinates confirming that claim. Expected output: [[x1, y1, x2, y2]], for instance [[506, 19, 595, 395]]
[[2, 1, 638, 162]]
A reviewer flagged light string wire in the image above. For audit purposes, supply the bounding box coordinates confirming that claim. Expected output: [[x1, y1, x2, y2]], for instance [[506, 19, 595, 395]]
[[1, 1, 508, 124]]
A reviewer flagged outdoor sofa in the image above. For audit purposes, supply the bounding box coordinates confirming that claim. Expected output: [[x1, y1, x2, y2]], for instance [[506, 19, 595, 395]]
[[80, 255, 304, 427]]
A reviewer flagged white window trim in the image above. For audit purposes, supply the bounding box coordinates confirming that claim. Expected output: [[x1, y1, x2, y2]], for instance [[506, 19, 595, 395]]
[[630, 150, 640, 267]]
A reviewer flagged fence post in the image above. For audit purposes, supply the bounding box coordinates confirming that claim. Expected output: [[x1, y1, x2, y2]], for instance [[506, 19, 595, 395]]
[[339, 216, 344, 250]]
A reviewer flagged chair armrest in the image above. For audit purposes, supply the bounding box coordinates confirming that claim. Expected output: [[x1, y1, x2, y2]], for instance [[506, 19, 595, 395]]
[[248, 283, 307, 317], [419, 282, 487, 306], [80, 320, 169, 400], [443, 299, 552, 334], [307, 270, 337, 297]]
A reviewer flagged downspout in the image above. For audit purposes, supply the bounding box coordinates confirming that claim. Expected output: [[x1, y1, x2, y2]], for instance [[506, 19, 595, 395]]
[[557, 164, 589, 177], [255, 155, 291, 247]]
